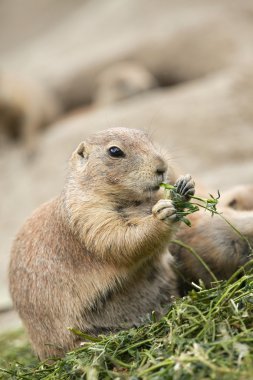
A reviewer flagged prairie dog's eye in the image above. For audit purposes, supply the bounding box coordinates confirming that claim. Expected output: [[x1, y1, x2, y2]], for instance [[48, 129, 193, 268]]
[[108, 146, 125, 158]]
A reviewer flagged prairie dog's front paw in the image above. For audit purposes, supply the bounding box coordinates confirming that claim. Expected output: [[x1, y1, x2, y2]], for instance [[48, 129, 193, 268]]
[[152, 199, 177, 222], [174, 174, 195, 201]]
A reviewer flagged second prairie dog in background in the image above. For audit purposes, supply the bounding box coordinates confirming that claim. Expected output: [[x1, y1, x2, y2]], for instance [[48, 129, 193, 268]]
[[218, 185, 253, 211], [0, 70, 61, 152], [9, 128, 253, 360], [94, 62, 157, 105], [170, 205, 253, 292], [171, 183, 253, 291]]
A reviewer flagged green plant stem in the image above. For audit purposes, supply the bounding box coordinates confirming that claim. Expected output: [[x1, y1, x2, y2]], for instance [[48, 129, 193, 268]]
[[171, 239, 218, 283]]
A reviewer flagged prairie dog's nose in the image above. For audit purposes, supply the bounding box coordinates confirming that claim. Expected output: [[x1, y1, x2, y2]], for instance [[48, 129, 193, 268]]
[[156, 168, 165, 176], [155, 159, 167, 176]]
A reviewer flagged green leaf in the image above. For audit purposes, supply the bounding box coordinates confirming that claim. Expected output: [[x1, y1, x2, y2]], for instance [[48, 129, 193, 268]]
[[182, 217, 192, 227], [68, 327, 102, 342]]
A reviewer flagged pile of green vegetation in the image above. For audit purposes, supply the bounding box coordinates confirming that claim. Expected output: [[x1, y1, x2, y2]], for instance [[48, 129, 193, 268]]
[[1, 184, 253, 379], [1, 269, 253, 379]]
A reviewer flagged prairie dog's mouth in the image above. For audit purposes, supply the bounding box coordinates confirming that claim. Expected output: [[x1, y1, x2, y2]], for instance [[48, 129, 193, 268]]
[[144, 185, 160, 192]]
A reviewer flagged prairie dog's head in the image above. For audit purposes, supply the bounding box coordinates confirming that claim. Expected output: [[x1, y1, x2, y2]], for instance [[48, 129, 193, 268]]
[[69, 128, 176, 202]]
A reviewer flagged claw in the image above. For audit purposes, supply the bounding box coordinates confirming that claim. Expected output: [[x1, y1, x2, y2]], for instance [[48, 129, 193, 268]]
[[174, 174, 195, 201], [152, 199, 177, 222]]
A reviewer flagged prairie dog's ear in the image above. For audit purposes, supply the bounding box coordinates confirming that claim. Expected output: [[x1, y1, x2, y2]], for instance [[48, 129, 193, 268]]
[[73, 141, 90, 161]]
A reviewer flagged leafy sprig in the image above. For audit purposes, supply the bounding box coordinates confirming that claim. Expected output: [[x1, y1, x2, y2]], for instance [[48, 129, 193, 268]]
[[161, 182, 253, 254], [160, 182, 220, 227]]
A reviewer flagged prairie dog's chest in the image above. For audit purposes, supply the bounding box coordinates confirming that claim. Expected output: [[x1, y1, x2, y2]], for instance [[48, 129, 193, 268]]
[[116, 202, 153, 221], [82, 253, 178, 331]]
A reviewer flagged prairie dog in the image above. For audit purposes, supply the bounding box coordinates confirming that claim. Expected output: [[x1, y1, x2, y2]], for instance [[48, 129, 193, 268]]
[[9, 128, 253, 360], [170, 189, 253, 293], [9, 128, 194, 359]]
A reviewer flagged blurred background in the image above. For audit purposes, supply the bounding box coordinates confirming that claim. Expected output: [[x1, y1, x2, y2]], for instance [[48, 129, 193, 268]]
[[1, 0, 253, 330]]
